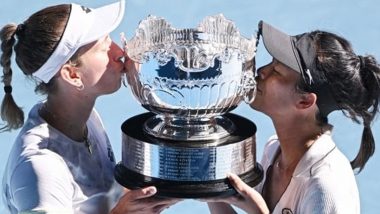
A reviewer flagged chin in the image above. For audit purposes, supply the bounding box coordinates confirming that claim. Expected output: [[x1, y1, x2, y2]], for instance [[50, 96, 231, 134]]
[[103, 82, 122, 95], [249, 99, 259, 109], [250, 104, 259, 111], [111, 82, 122, 93]]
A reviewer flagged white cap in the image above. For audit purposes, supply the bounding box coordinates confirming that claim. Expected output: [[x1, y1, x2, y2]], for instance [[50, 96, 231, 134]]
[[32, 0, 125, 83]]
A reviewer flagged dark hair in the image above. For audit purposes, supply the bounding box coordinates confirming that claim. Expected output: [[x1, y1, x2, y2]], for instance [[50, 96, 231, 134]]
[[0, 4, 70, 131], [297, 31, 380, 172]]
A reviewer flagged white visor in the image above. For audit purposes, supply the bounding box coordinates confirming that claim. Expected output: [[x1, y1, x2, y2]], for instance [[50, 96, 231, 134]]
[[32, 0, 125, 83]]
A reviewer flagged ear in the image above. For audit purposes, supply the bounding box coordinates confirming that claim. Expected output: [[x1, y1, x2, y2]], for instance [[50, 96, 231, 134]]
[[59, 64, 83, 88], [296, 93, 317, 110]]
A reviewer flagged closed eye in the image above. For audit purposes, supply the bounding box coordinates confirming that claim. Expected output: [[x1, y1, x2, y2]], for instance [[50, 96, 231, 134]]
[[273, 68, 281, 75]]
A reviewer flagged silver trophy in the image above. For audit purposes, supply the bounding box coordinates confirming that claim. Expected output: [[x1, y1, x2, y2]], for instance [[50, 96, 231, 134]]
[[115, 14, 263, 198]]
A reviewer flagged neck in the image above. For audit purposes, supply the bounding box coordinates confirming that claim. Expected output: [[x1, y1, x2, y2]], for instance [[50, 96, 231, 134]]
[[40, 93, 95, 141], [272, 117, 328, 172]]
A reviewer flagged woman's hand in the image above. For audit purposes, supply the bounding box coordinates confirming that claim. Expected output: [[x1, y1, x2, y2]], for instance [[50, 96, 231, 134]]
[[110, 186, 180, 214], [205, 173, 269, 214]]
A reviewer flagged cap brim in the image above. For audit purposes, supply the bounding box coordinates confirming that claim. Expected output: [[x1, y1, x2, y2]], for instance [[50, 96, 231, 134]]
[[82, 0, 125, 45], [259, 21, 302, 73], [32, 0, 125, 83]]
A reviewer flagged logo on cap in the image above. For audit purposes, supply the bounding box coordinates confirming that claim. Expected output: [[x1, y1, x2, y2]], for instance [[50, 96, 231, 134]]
[[81, 6, 92, 13]]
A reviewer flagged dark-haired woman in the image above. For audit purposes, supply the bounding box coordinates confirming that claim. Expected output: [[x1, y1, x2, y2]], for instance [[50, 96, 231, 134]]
[[207, 21, 380, 214], [1, 1, 177, 213]]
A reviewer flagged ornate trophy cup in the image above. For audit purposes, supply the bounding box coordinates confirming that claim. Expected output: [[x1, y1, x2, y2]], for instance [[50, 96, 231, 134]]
[[115, 14, 263, 198]]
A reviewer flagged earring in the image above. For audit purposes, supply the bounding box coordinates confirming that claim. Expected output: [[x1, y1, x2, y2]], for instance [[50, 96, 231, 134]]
[[77, 84, 85, 91]]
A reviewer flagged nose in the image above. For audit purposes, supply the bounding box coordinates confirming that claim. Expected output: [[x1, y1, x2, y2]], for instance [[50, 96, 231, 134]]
[[256, 66, 266, 80], [110, 42, 124, 63]]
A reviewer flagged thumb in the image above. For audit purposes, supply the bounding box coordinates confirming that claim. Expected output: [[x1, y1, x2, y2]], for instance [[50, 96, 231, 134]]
[[127, 186, 157, 201], [227, 173, 252, 197]]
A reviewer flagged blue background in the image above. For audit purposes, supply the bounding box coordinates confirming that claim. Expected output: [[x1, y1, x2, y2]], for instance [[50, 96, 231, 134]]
[[1, 0, 379, 213]]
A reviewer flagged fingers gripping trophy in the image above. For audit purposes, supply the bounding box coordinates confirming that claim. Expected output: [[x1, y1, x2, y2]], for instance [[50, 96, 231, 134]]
[[115, 14, 264, 198]]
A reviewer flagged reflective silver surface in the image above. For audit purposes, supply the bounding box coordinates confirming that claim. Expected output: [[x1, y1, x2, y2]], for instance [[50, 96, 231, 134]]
[[121, 134, 256, 181], [123, 14, 257, 140]]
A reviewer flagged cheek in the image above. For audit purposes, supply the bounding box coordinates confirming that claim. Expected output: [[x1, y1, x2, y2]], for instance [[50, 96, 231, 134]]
[[256, 83, 294, 108], [91, 57, 109, 72], [269, 85, 294, 102], [83, 58, 111, 81], [86, 65, 104, 79]]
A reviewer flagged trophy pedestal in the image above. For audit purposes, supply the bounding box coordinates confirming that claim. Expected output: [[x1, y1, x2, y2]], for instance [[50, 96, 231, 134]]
[[115, 112, 263, 198]]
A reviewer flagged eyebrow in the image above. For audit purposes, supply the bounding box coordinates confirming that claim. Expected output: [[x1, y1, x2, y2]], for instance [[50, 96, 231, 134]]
[[273, 65, 282, 74]]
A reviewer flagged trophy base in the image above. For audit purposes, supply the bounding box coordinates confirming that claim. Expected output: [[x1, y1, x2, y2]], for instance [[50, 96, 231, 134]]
[[115, 162, 263, 198], [116, 112, 263, 198]]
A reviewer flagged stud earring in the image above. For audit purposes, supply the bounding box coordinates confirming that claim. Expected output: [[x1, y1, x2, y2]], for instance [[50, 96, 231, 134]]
[[77, 84, 85, 91]]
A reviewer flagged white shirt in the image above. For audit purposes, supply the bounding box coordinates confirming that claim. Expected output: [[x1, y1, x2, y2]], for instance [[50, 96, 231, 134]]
[[2, 102, 123, 214], [255, 133, 360, 214]]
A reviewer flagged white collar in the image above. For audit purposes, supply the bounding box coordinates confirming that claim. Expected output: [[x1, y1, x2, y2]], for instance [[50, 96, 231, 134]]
[[293, 133, 336, 177]]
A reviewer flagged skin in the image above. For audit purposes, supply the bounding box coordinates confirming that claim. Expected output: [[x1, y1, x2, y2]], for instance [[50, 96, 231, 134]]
[[204, 59, 329, 213], [39, 35, 179, 213], [41, 35, 126, 142], [111, 187, 179, 214]]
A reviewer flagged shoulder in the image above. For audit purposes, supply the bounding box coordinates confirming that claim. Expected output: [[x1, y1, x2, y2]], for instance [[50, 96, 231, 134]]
[[6, 128, 73, 187], [291, 134, 360, 213], [296, 133, 354, 178], [9, 151, 73, 189], [4, 151, 74, 211], [13, 102, 52, 153], [307, 134, 355, 178], [298, 175, 360, 213], [4, 105, 76, 209], [297, 150, 360, 213], [6, 111, 54, 169]]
